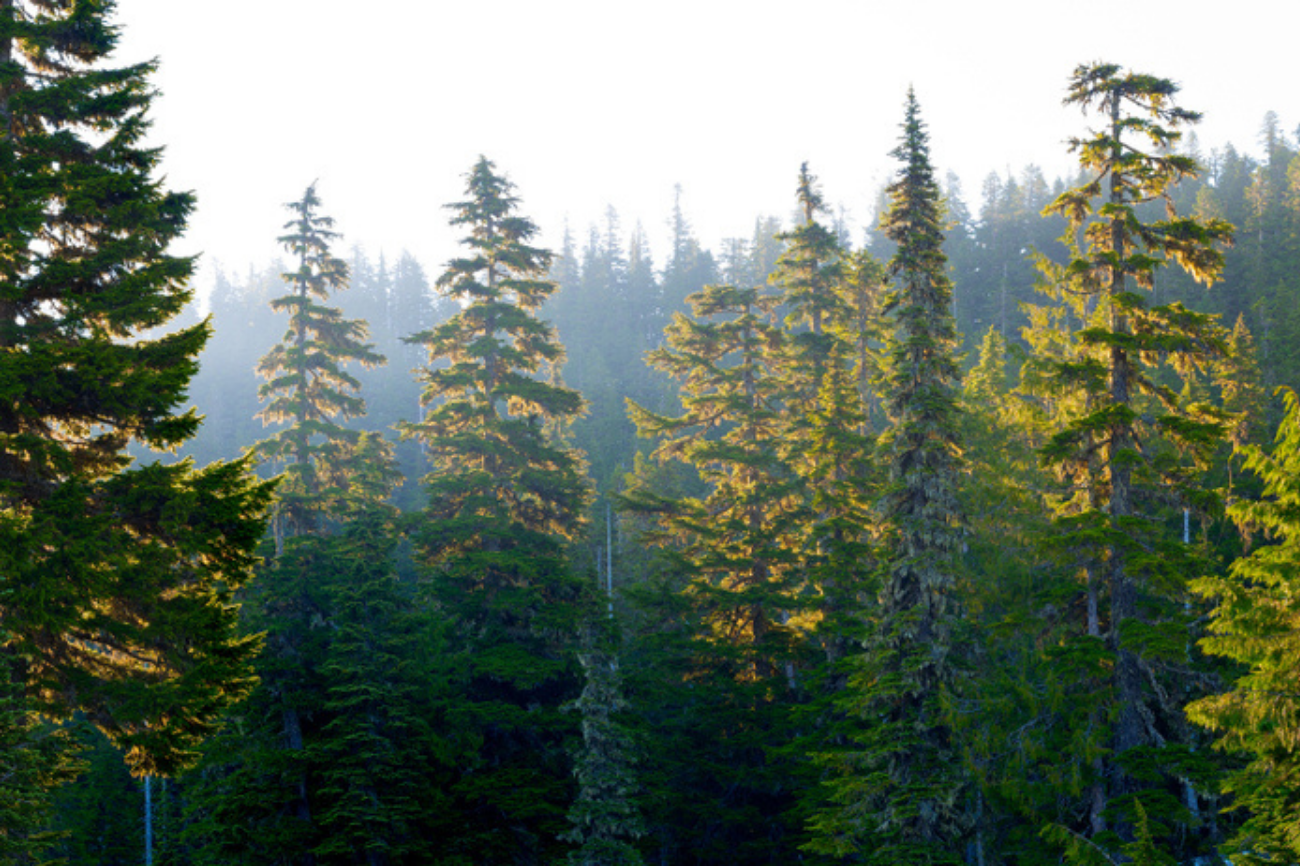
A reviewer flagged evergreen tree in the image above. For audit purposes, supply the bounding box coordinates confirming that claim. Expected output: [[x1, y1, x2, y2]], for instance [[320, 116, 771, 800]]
[[624, 281, 810, 862], [182, 187, 398, 866], [0, 0, 272, 774], [807, 88, 967, 864], [562, 631, 647, 866], [1036, 62, 1234, 858], [402, 156, 592, 864], [1188, 387, 1300, 863], [310, 451, 431, 866], [0, 657, 79, 866], [254, 183, 386, 539], [768, 165, 878, 671]]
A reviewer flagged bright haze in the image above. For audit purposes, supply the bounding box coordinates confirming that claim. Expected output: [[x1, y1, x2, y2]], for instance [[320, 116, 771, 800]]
[[113, 0, 1290, 285]]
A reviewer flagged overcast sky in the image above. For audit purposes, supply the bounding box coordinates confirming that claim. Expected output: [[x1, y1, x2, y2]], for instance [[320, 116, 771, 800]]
[[111, 0, 1292, 288]]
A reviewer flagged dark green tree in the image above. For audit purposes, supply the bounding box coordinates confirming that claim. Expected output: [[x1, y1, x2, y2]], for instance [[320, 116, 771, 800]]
[[402, 156, 592, 864], [310, 448, 431, 866], [0, 0, 272, 775], [807, 89, 967, 864], [181, 189, 401, 866], [0, 657, 79, 866]]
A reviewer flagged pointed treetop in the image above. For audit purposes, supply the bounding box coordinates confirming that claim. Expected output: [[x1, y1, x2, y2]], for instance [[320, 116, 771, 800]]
[[796, 162, 825, 223]]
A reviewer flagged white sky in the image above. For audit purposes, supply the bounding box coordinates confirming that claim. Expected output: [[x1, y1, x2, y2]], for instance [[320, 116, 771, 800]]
[[111, 0, 1292, 289]]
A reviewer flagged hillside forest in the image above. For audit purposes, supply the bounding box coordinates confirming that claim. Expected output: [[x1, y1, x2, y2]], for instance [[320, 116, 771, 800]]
[[6, 5, 1300, 866]]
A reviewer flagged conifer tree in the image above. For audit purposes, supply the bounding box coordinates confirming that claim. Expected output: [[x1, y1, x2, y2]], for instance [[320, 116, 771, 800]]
[[768, 165, 877, 674], [0, 657, 79, 865], [624, 281, 810, 861], [807, 88, 967, 864], [183, 188, 398, 866], [403, 156, 592, 863], [1188, 387, 1300, 863], [562, 632, 647, 866], [310, 446, 429, 866], [0, 0, 272, 775], [255, 183, 387, 538], [1036, 63, 1234, 855]]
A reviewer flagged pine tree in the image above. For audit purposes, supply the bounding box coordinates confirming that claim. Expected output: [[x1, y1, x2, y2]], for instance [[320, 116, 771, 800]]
[[402, 156, 592, 864], [1188, 387, 1300, 863], [0, 0, 272, 775], [1036, 62, 1234, 858], [807, 88, 967, 864]]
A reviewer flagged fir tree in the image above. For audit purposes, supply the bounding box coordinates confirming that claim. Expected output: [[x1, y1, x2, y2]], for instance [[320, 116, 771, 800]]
[[562, 630, 647, 866], [0, 0, 272, 774], [310, 455, 430, 866], [183, 188, 398, 866], [807, 88, 967, 864], [623, 281, 810, 862], [1035, 62, 1234, 859], [0, 656, 79, 866], [402, 156, 592, 864], [254, 183, 386, 539]]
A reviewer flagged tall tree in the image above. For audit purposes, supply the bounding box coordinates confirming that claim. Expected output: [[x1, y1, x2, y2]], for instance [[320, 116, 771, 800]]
[[807, 88, 967, 863], [768, 164, 877, 671], [183, 187, 397, 866], [0, 0, 272, 775], [403, 156, 592, 864], [1037, 62, 1234, 858]]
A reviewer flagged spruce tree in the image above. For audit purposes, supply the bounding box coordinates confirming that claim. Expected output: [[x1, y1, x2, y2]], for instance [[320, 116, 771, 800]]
[[562, 631, 647, 866], [769, 165, 877, 667], [403, 156, 592, 864], [183, 188, 398, 866], [0, 0, 272, 774], [0, 656, 79, 865], [807, 89, 967, 864]]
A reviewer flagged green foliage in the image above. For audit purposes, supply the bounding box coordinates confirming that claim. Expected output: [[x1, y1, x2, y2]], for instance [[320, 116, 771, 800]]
[[562, 633, 646, 866], [403, 156, 592, 863], [806, 89, 968, 863], [1023, 61, 1236, 861], [1189, 387, 1300, 862], [0, 0, 273, 774], [0, 658, 80, 866], [254, 183, 387, 538]]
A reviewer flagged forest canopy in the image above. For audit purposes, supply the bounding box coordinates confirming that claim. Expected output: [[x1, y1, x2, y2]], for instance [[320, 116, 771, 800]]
[[4, 5, 1300, 864]]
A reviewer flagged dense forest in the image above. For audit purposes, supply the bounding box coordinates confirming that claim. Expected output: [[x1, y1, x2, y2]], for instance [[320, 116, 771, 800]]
[[6, 4, 1300, 866]]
